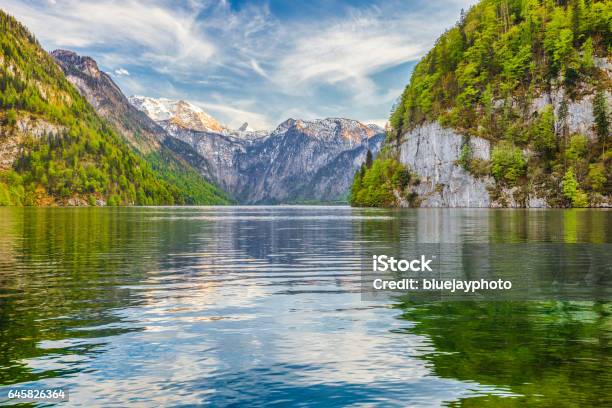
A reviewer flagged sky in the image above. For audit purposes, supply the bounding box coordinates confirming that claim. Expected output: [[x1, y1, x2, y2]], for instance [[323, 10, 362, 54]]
[[2, 0, 475, 130]]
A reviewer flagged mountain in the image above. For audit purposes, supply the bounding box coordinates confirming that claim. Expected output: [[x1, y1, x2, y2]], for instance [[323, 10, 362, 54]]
[[50, 49, 230, 205], [0, 10, 381, 206], [0, 10, 190, 206], [352, 0, 611, 208], [50, 50, 165, 152], [130, 96, 385, 203], [128, 95, 269, 140], [129, 96, 224, 133]]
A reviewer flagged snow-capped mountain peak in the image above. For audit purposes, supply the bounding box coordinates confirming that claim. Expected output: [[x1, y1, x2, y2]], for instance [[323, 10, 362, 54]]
[[129, 96, 224, 133]]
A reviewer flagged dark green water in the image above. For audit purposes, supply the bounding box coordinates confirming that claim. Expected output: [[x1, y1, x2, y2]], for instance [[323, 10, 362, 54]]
[[0, 207, 610, 406]]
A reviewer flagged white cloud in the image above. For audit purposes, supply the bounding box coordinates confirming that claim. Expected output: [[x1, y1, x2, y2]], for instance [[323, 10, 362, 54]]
[[2, 0, 216, 72], [274, 18, 422, 89], [249, 59, 269, 79], [114, 68, 130, 77], [190, 100, 273, 130], [1, 0, 476, 127]]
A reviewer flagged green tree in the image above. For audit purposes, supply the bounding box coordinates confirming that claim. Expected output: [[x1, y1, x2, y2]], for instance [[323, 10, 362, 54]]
[[365, 149, 373, 168], [593, 89, 609, 153], [350, 157, 413, 207], [586, 163, 606, 193], [565, 134, 588, 164], [580, 37, 594, 69], [531, 105, 556, 155], [562, 167, 589, 207], [6, 108, 16, 126]]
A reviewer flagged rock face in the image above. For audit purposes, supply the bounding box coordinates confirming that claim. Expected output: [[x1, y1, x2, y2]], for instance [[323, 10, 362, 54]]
[[397, 61, 610, 208], [399, 123, 493, 207], [0, 117, 66, 170], [158, 117, 385, 203], [397, 81, 609, 208], [531, 86, 612, 141], [51, 50, 166, 152]]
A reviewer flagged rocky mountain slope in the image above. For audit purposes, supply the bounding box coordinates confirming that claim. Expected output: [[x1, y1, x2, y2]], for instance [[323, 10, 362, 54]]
[[50, 50, 166, 152], [130, 96, 385, 203], [352, 0, 611, 208], [0, 10, 190, 206], [50, 49, 230, 205]]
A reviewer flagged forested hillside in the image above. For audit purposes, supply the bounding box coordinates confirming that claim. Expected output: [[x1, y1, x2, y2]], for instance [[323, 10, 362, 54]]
[[0, 10, 217, 205], [352, 0, 611, 207]]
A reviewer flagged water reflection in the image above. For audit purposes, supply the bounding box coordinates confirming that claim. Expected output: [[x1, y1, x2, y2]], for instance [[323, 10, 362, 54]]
[[396, 301, 611, 406], [0, 207, 609, 406]]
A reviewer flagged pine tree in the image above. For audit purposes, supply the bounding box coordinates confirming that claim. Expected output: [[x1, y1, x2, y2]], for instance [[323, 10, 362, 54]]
[[365, 149, 373, 168], [593, 89, 609, 154]]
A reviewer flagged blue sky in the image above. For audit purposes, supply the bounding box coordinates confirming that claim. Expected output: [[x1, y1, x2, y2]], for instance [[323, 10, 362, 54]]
[[3, 0, 474, 129]]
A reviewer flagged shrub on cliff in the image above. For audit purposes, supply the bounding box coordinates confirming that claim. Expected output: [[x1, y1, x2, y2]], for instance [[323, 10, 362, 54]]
[[491, 142, 526, 185]]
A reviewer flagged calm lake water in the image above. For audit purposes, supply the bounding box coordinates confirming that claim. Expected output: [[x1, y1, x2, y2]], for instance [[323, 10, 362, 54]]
[[0, 206, 610, 407]]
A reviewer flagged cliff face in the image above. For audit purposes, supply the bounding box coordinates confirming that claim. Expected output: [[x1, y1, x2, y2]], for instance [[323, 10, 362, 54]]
[[397, 84, 611, 208], [51, 50, 165, 152], [398, 123, 493, 207]]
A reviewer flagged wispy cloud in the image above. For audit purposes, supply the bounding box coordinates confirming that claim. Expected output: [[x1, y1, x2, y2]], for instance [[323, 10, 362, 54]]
[[1, 0, 475, 128], [3, 0, 216, 71], [114, 68, 130, 77], [250, 59, 269, 79], [190, 99, 273, 130], [274, 18, 421, 90]]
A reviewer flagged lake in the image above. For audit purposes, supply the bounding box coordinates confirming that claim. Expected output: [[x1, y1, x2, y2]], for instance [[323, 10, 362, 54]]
[[0, 206, 610, 406]]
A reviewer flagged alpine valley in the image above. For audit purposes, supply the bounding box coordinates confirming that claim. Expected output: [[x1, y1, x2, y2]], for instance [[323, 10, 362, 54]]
[[0, 10, 384, 206], [128, 96, 385, 204]]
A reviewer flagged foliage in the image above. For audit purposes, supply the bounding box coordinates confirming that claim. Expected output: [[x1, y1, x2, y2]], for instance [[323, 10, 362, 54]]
[[562, 167, 588, 207], [145, 151, 231, 205], [458, 136, 472, 170], [530, 105, 556, 155], [390, 0, 610, 140], [5, 108, 16, 126], [586, 163, 606, 193], [565, 133, 589, 163], [491, 142, 526, 185], [0, 170, 25, 205], [350, 157, 414, 207]]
